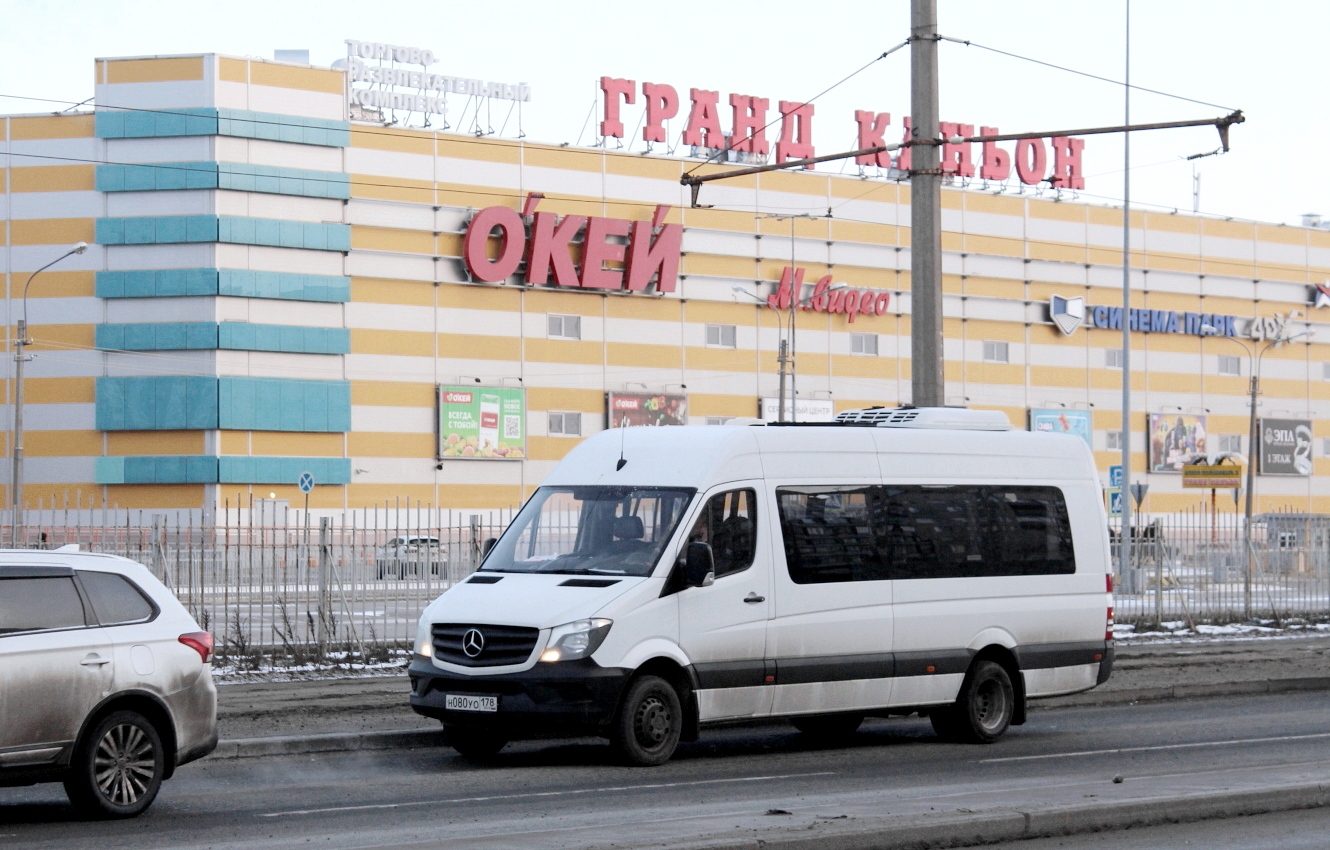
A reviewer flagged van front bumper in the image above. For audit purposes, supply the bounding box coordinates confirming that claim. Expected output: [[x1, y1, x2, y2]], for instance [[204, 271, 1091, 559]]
[[408, 657, 630, 736]]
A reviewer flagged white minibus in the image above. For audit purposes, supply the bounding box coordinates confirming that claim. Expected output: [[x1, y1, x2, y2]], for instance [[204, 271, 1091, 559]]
[[409, 407, 1114, 765]]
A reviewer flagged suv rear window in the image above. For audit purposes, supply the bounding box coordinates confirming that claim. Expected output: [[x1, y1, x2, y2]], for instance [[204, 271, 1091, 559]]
[[0, 576, 87, 633], [79, 571, 156, 625]]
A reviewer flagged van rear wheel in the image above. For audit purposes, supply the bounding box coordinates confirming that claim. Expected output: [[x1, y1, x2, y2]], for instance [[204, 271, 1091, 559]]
[[931, 660, 1014, 744], [611, 675, 682, 766]]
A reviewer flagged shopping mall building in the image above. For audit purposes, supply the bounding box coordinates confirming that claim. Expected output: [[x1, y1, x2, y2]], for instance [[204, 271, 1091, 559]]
[[1, 48, 1326, 521]]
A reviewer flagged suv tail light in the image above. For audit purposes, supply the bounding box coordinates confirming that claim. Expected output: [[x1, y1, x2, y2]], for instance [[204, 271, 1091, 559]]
[[1105, 606, 1115, 642], [180, 631, 214, 663]]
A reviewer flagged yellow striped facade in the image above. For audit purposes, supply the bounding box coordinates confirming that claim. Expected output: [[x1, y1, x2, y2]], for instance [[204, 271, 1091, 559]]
[[2, 52, 1328, 519]]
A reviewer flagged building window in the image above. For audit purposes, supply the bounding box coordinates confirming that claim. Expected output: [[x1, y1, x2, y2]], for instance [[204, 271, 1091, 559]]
[[705, 324, 737, 348], [1106, 430, 1123, 451], [1217, 433, 1243, 454], [1106, 348, 1124, 370], [548, 314, 581, 340], [850, 333, 878, 355], [548, 411, 582, 436], [1324, 437, 1330, 457], [705, 416, 735, 426], [982, 340, 1009, 363], [1323, 362, 1330, 381], [1218, 354, 1242, 376]]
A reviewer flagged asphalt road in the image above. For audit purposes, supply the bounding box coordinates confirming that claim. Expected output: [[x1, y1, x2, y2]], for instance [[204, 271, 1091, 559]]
[[977, 805, 1330, 849], [3, 690, 1329, 849]]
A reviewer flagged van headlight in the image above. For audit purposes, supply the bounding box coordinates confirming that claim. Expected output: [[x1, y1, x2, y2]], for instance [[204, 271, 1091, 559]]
[[414, 620, 433, 659], [540, 618, 612, 663]]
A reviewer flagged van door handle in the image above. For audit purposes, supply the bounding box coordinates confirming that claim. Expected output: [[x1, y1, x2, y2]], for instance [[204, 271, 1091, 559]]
[[743, 593, 765, 604], [80, 654, 110, 667]]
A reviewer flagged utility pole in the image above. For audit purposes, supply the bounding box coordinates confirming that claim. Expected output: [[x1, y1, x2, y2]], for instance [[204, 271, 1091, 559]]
[[910, 0, 944, 408]]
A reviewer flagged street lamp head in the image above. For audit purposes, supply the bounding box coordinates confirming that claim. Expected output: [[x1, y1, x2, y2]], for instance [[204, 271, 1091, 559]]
[[70, 241, 88, 255]]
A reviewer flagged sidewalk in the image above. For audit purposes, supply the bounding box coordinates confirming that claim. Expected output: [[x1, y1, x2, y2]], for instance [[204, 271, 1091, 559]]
[[212, 633, 1330, 752]]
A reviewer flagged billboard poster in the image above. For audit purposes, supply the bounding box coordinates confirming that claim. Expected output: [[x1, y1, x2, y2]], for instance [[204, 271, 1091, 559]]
[[1028, 408, 1092, 447], [606, 392, 688, 428], [1148, 412, 1208, 473], [438, 386, 526, 459], [1259, 417, 1313, 476], [759, 397, 836, 422]]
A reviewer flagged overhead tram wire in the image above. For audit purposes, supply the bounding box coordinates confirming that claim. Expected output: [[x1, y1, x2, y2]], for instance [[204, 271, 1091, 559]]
[[680, 40, 910, 178], [936, 35, 1237, 113]]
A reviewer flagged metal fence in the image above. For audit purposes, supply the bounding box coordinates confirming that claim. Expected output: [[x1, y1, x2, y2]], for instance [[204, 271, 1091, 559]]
[[9, 502, 1328, 665], [1109, 508, 1330, 626], [9, 502, 515, 667]]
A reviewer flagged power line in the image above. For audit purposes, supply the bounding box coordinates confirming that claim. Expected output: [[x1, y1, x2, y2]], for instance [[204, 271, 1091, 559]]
[[936, 35, 1236, 112]]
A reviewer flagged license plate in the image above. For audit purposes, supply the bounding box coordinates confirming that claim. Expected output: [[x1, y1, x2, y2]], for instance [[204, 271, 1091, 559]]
[[446, 694, 498, 712]]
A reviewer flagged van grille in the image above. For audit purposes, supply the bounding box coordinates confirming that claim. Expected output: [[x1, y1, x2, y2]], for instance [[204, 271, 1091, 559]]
[[432, 623, 539, 667]]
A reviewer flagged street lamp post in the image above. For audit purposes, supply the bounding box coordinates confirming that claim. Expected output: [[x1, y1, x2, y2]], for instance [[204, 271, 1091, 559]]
[[1202, 316, 1312, 618], [11, 241, 88, 546], [732, 280, 847, 422]]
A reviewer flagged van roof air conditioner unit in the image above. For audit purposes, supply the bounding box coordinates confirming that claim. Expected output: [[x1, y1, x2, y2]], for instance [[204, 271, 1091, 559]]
[[834, 406, 1012, 431]]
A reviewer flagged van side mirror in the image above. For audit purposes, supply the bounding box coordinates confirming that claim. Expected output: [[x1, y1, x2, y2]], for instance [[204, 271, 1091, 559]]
[[482, 538, 497, 558], [683, 542, 715, 588]]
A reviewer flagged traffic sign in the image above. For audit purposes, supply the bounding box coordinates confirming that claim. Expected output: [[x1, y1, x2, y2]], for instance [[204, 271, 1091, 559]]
[[1106, 488, 1123, 517], [298, 471, 315, 493], [1129, 482, 1148, 507], [1108, 465, 1124, 488]]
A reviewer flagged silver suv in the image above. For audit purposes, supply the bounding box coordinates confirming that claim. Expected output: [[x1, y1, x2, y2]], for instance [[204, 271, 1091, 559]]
[[0, 548, 218, 818]]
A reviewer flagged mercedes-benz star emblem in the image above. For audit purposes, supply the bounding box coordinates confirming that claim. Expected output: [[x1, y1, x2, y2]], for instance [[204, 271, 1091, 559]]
[[461, 628, 485, 658]]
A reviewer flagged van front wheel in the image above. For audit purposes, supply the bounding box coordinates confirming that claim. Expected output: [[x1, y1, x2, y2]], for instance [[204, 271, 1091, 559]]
[[931, 660, 1014, 744], [611, 675, 682, 766]]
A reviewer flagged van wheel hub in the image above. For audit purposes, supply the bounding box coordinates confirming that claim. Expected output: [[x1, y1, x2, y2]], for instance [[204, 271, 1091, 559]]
[[635, 696, 671, 745]]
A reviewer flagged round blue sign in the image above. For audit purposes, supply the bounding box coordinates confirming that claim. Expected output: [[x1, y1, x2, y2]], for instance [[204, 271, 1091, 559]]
[[298, 471, 315, 493]]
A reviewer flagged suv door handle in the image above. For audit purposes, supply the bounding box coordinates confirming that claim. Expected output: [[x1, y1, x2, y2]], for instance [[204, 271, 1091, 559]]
[[743, 593, 765, 604], [80, 654, 110, 667]]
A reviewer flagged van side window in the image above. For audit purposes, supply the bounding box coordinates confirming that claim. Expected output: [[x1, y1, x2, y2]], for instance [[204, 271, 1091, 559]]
[[777, 487, 885, 583], [688, 489, 758, 578], [778, 485, 1075, 583]]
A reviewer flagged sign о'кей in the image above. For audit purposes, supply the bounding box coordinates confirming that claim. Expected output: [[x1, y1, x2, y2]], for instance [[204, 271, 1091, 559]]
[[1089, 305, 1239, 336]]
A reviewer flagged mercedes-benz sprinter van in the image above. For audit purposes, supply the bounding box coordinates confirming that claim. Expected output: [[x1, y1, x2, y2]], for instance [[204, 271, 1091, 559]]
[[409, 407, 1114, 765]]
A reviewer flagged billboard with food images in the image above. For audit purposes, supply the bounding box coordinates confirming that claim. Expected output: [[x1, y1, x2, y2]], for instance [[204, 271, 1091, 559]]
[[606, 392, 688, 428], [437, 386, 526, 459]]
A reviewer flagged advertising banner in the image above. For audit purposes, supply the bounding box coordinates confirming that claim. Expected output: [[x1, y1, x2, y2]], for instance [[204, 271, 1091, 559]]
[[1148, 412, 1208, 473], [606, 392, 688, 428], [1182, 464, 1244, 489], [759, 397, 836, 422], [438, 386, 526, 459], [1259, 417, 1313, 476], [1028, 408, 1092, 447]]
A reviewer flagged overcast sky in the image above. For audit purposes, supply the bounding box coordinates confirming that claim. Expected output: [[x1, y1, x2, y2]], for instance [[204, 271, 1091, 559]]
[[0, 0, 1320, 227]]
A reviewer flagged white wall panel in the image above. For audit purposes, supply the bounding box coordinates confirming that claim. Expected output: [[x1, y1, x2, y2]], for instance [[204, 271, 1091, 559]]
[[346, 147, 433, 181], [352, 405, 434, 433], [349, 301, 434, 332], [108, 243, 215, 270], [95, 80, 214, 111], [26, 403, 97, 431], [9, 190, 102, 219], [104, 350, 216, 378], [219, 244, 345, 275], [3, 138, 103, 169], [347, 198, 435, 229], [219, 297, 342, 326], [214, 350, 343, 379], [243, 85, 345, 122], [106, 189, 213, 217], [345, 251, 432, 281], [106, 136, 213, 164], [603, 173, 687, 206], [107, 296, 215, 322], [216, 191, 342, 222]]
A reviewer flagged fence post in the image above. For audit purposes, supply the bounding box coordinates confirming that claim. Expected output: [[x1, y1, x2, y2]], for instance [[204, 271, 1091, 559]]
[[151, 516, 168, 587], [469, 515, 482, 570], [317, 517, 331, 656]]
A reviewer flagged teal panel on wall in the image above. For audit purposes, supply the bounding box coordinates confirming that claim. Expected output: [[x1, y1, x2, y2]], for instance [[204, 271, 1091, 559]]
[[96, 108, 349, 147], [94, 457, 126, 485], [97, 269, 221, 298], [218, 456, 351, 485], [95, 215, 219, 245], [96, 216, 346, 251], [95, 376, 219, 431], [217, 377, 350, 432], [96, 162, 219, 193]]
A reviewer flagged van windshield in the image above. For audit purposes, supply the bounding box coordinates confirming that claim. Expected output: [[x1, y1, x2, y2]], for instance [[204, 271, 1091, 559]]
[[480, 486, 695, 577]]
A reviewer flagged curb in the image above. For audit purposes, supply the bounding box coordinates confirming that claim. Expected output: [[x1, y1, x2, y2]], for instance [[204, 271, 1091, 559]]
[[209, 728, 444, 760], [676, 782, 1330, 850], [210, 675, 1330, 760]]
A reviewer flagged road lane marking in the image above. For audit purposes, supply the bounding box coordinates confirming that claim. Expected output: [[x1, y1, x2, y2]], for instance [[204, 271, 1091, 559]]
[[983, 732, 1330, 763], [261, 771, 837, 818]]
